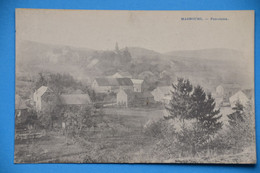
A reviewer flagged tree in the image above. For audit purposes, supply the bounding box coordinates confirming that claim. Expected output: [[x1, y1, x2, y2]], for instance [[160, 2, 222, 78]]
[[227, 100, 244, 127], [165, 78, 222, 156], [227, 100, 255, 153], [165, 78, 193, 121], [191, 86, 222, 136]]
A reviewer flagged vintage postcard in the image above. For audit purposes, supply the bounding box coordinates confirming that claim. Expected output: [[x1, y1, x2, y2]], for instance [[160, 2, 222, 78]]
[[15, 9, 256, 164]]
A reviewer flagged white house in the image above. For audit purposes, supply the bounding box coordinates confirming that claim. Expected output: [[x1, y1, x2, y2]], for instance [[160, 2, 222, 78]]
[[216, 84, 240, 99], [92, 78, 133, 93], [91, 78, 118, 93], [33, 86, 53, 111], [131, 79, 143, 92], [229, 89, 253, 108], [117, 89, 134, 107], [151, 86, 172, 103]]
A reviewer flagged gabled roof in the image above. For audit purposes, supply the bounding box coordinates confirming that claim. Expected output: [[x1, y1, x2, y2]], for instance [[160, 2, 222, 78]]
[[131, 79, 144, 84], [95, 78, 118, 86], [35, 86, 52, 97], [123, 89, 134, 96], [117, 78, 133, 86], [59, 94, 92, 105]]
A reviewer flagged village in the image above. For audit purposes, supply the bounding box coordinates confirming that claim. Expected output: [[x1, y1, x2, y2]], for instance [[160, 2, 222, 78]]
[[14, 44, 254, 163], [15, 68, 253, 132], [14, 61, 255, 163]]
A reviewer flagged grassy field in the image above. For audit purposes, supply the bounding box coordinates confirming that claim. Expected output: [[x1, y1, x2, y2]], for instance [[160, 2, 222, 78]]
[[15, 106, 240, 163], [15, 107, 165, 163]]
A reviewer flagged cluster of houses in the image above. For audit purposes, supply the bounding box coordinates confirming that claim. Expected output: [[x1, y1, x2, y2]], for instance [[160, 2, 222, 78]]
[[15, 71, 254, 125], [92, 71, 155, 107], [33, 86, 92, 112], [213, 84, 253, 108]]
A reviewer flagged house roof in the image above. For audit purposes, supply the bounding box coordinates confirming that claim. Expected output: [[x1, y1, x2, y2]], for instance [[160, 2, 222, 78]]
[[15, 95, 28, 110], [117, 78, 133, 86], [95, 78, 118, 86], [131, 79, 144, 84], [35, 86, 52, 97], [123, 89, 134, 96], [59, 94, 92, 105]]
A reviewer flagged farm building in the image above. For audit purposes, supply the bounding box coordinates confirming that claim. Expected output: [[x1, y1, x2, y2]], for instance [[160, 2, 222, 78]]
[[92, 78, 119, 93], [216, 83, 241, 100], [33, 86, 56, 112], [131, 79, 144, 92], [117, 89, 155, 107], [117, 89, 134, 107], [151, 86, 173, 103], [229, 89, 253, 108], [133, 91, 155, 106], [92, 78, 133, 93], [34, 86, 92, 112]]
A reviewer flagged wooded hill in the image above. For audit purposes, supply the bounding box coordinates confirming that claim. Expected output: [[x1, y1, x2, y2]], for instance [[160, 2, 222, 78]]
[[16, 40, 252, 92]]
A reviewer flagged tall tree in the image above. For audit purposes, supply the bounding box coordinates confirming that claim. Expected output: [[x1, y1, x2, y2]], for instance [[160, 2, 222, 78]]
[[165, 78, 193, 120], [191, 86, 222, 136], [227, 100, 255, 152], [165, 79, 222, 156]]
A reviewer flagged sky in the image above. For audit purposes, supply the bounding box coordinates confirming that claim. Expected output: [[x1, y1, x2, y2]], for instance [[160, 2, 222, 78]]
[[16, 9, 254, 55]]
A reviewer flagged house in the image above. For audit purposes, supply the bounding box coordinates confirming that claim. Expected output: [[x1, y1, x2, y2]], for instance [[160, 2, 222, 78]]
[[92, 78, 133, 93], [133, 91, 155, 106], [131, 79, 144, 92], [216, 84, 241, 100], [59, 94, 92, 106], [117, 89, 134, 107], [33, 86, 55, 112], [91, 78, 119, 93], [111, 71, 132, 78], [117, 89, 154, 107], [151, 86, 173, 103], [229, 89, 253, 108]]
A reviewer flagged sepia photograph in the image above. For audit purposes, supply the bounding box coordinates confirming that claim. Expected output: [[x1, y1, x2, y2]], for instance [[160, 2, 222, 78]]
[[15, 9, 256, 164]]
